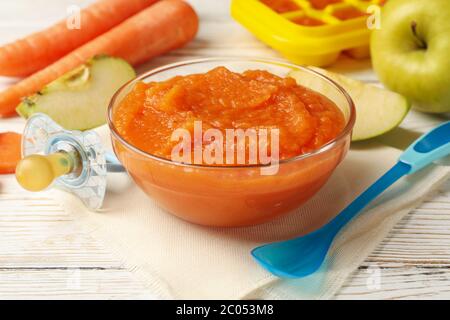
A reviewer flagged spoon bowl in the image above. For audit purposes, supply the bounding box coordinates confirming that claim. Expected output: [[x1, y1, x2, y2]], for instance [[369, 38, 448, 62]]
[[252, 225, 335, 278]]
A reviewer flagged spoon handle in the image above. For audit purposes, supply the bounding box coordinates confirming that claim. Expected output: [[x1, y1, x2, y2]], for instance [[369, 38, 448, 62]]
[[329, 161, 410, 232], [330, 121, 450, 233], [399, 121, 450, 174]]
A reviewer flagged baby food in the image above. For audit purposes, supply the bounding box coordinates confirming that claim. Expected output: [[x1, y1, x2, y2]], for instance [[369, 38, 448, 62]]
[[114, 67, 345, 164]]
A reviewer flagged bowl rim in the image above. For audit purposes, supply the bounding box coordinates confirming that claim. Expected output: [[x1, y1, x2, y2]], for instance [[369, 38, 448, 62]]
[[107, 57, 356, 169]]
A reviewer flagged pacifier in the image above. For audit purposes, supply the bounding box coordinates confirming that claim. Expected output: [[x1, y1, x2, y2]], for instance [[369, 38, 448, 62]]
[[15, 113, 125, 210]]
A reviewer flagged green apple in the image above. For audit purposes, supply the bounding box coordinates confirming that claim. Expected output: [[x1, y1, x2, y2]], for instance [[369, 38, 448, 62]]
[[371, 0, 450, 113], [289, 68, 410, 141], [17, 55, 136, 130]]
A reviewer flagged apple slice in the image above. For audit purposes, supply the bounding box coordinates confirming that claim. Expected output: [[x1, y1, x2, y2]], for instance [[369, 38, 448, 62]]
[[17, 55, 136, 131], [289, 68, 410, 141]]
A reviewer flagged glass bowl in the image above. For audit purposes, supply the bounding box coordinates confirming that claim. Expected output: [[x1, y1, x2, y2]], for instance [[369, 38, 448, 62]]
[[107, 58, 355, 227]]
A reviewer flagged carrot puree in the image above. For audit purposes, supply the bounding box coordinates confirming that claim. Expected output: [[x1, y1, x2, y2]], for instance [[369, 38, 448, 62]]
[[113, 67, 345, 164]]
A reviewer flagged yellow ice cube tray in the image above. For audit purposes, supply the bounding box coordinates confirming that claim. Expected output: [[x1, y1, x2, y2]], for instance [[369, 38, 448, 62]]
[[231, 0, 386, 66]]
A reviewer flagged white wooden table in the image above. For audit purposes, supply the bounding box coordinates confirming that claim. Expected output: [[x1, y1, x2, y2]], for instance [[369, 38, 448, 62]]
[[0, 0, 449, 300]]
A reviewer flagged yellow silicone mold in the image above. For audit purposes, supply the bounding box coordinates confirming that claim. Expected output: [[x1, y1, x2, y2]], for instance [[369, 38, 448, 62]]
[[231, 0, 386, 66]]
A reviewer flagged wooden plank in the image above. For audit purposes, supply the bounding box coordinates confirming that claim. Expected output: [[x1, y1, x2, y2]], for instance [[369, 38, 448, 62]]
[[337, 267, 450, 300], [0, 176, 152, 298], [0, 269, 155, 299]]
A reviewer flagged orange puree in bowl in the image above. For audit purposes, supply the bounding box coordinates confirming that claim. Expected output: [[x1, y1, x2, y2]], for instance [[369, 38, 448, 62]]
[[113, 67, 345, 163]]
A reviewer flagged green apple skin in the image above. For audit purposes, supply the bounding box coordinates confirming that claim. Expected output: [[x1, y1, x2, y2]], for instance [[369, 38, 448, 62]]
[[371, 0, 450, 113]]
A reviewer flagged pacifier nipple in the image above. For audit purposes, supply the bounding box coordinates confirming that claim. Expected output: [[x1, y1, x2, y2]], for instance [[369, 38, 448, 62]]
[[16, 152, 73, 192]]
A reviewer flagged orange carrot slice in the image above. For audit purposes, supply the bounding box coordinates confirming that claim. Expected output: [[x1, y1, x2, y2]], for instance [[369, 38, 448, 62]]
[[0, 0, 199, 118], [0, 0, 159, 77], [0, 132, 22, 174]]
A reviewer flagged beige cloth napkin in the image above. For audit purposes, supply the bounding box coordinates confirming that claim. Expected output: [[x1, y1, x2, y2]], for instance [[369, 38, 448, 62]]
[[51, 125, 449, 299]]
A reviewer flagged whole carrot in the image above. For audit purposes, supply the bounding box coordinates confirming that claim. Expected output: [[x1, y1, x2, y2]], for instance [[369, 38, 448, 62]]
[[0, 0, 159, 77], [0, 0, 199, 117]]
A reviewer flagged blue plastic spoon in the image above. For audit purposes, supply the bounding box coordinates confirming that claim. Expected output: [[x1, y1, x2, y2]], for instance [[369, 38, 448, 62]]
[[252, 121, 450, 278]]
